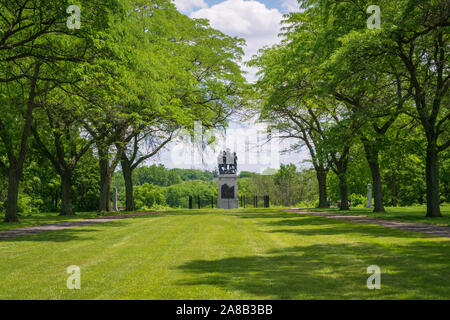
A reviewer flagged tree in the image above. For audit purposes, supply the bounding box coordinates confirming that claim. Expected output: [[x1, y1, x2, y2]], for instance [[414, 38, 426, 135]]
[[328, 45, 412, 213], [69, 0, 247, 213], [32, 89, 96, 215], [116, 2, 246, 212], [0, 0, 120, 221], [330, 0, 449, 216], [269, 0, 449, 216], [380, 117, 427, 206], [321, 107, 359, 211], [249, 44, 332, 208], [274, 164, 300, 206], [387, 1, 449, 217], [120, 128, 173, 211], [0, 61, 41, 222]]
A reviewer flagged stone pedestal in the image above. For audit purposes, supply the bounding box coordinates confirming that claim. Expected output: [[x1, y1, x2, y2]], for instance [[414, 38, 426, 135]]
[[217, 174, 239, 209]]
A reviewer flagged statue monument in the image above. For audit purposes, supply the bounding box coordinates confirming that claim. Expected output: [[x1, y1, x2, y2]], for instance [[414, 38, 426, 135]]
[[217, 149, 239, 209]]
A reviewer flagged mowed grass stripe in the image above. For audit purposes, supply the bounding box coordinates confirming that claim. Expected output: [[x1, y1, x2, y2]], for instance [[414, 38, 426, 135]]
[[0, 209, 449, 299]]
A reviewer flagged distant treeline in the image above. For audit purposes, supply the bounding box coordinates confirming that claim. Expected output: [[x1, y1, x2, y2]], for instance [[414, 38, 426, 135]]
[[114, 160, 450, 210], [3, 153, 448, 213], [113, 165, 217, 188], [111, 165, 218, 209], [112, 164, 319, 209]]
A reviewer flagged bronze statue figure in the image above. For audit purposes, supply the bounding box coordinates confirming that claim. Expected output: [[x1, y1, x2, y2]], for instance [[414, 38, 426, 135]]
[[217, 149, 237, 174]]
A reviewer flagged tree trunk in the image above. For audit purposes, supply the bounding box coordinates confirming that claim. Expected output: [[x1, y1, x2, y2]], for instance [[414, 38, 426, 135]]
[[316, 168, 328, 208], [338, 174, 349, 211], [425, 141, 441, 217], [121, 157, 135, 211], [4, 166, 20, 222], [363, 143, 385, 213], [2, 63, 40, 222], [60, 170, 75, 216], [98, 157, 112, 212]]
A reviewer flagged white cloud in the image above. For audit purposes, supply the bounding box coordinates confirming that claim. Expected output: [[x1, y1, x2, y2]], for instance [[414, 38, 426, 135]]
[[173, 0, 208, 13], [190, 0, 283, 81], [191, 0, 281, 37], [156, 1, 308, 169], [281, 0, 301, 12]]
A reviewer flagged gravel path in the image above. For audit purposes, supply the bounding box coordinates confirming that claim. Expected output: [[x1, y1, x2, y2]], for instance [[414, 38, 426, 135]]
[[284, 209, 450, 238], [0, 212, 162, 240]]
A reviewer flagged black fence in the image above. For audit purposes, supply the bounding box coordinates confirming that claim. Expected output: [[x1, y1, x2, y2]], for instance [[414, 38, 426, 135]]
[[188, 196, 215, 209], [239, 195, 270, 208], [188, 195, 270, 209]]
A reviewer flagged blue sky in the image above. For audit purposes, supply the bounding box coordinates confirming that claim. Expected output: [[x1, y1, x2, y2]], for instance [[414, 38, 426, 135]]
[[202, 0, 295, 12], [175, 0, 298, 13]]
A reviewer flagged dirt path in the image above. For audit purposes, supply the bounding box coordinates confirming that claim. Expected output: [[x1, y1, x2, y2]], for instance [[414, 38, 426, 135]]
[[284, 209, 450, 238], [0, 212, 163, 240]]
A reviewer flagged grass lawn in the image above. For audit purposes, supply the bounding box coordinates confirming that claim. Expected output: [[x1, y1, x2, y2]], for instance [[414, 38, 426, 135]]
[[0, 211, 138, 232], [0, 208, 449, 299], [297, 204, 450, 227], [1, 204, 448, 232]]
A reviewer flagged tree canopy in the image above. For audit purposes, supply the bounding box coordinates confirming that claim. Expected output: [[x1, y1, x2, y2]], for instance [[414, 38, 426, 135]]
[[250, 0, 449, 216]]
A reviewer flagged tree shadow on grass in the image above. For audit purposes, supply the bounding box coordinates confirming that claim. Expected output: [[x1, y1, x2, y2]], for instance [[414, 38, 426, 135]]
[[175, 241, 450, 299], [0, 220, 127, 243], [175, 210, 449, 299], [152, 209, 294, 219], [148, 210, 217, 217], [230, 211, 443, 240], [263, 216, 436, 239], [230, 210, 305, 220]]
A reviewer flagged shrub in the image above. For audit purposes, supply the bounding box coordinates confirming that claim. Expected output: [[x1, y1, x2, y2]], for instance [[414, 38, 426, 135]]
[[17, 192, 42, 215], [349, 193, 366, 207], [134, 183, 166, 210]]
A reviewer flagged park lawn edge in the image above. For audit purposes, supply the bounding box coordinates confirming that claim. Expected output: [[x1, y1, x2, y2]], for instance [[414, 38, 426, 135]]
[[0, 210, 168, 232], [295, 205, 450, 227], [1, 204, 449, 232]]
